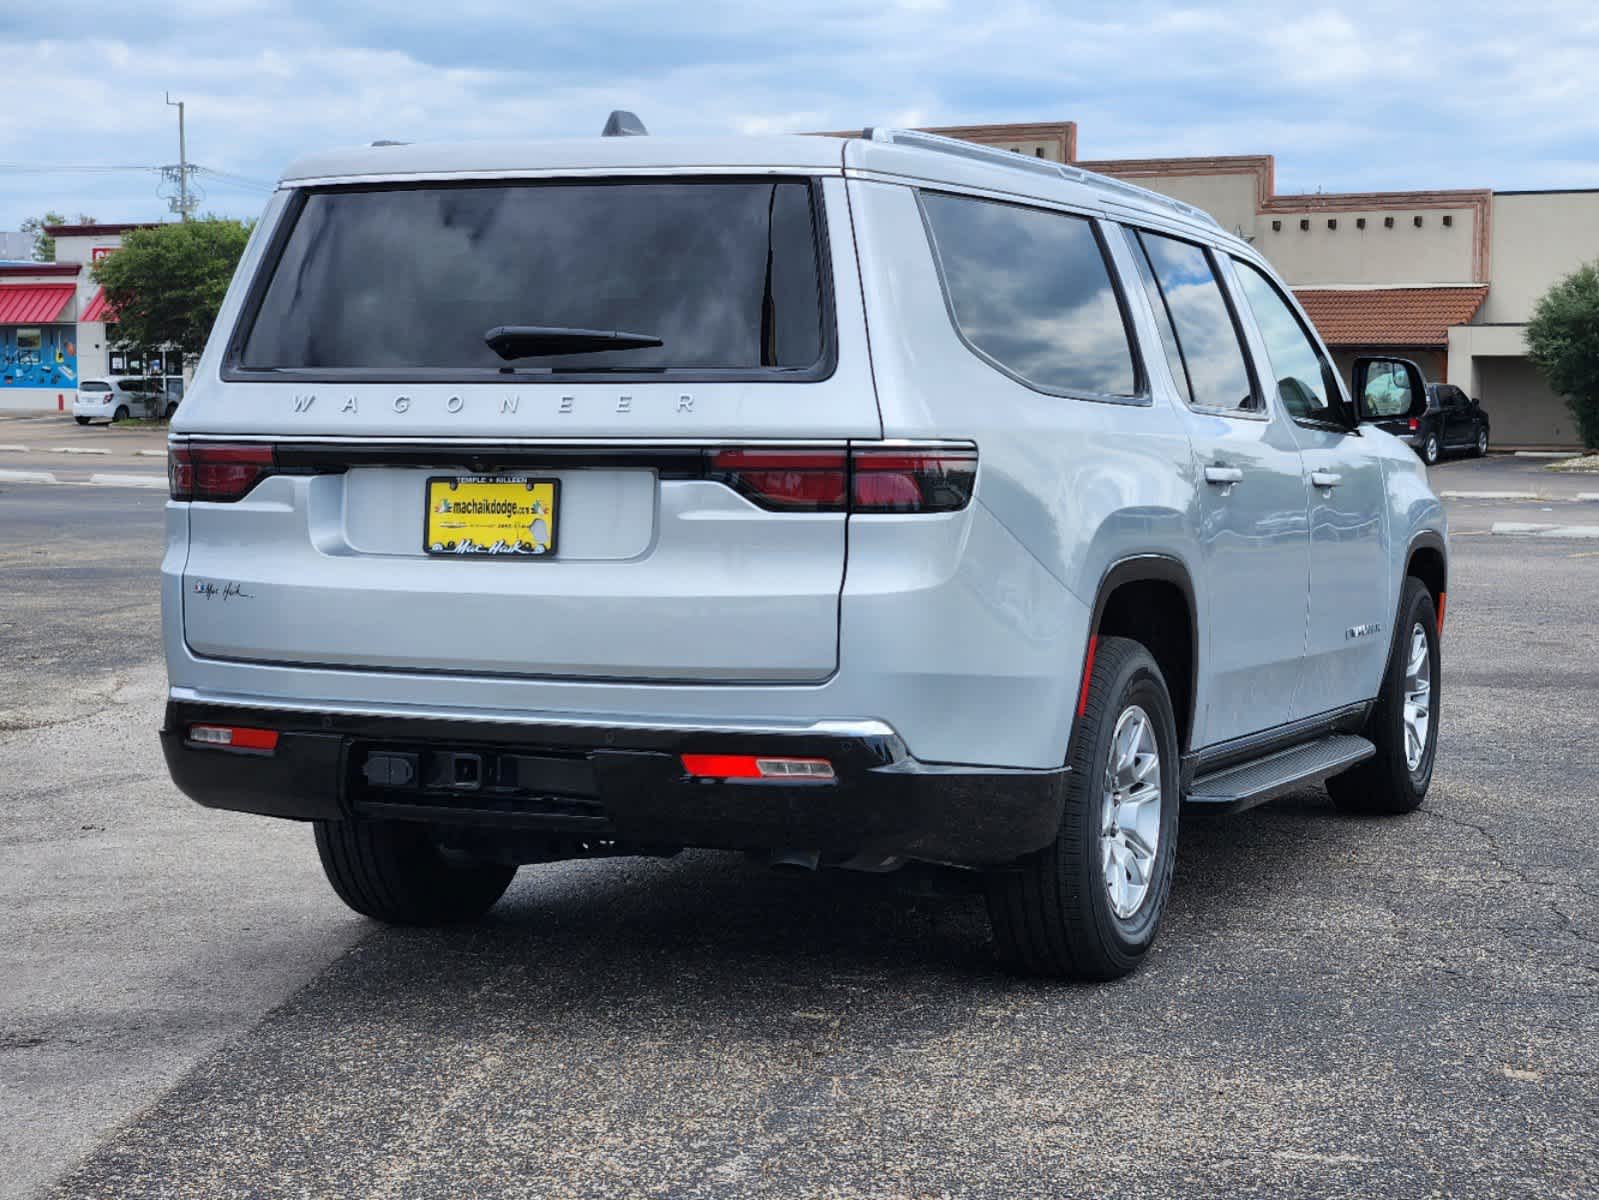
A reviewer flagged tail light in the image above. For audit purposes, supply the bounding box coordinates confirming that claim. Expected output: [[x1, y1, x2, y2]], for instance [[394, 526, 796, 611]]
[[706, 444, 977, 513], [707, 449, 848, 511], [852, 447, 977, 513], [1408, 418, 1420, 432], [169, 443, 276, 502]]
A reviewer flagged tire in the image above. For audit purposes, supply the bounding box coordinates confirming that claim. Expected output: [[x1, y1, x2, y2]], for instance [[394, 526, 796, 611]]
[[164, 402, 178, 419], [112, 405, 129, 423], [985, 636, 1181, 980], [1474, 426, 1489, 457], [1326, 578, 1440, 815], [1421, 433, 1440, 465], [313, 819, 517, 924], [74, 416, 90, 425]]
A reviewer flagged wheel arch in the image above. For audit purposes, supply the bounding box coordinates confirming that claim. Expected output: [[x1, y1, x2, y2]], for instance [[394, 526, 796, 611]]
[[1085, 555, 1199, 755], [1405, 530, 1447, 613]]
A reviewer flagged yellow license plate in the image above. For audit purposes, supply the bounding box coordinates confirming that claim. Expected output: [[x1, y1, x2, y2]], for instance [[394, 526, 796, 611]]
[[424, 475, 559, 558]]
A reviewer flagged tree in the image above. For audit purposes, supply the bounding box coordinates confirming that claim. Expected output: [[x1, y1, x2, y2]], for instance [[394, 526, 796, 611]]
[[91, 219, 252, 360], [1526, 261, 1599, 450], [18, 212, 96, 262]]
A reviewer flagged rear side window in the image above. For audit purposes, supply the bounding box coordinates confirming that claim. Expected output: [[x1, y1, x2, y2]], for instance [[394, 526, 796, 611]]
[[235, 179, 829, 377], [1135, 232, 1257, 413], [919, 192, 1139, 399], [1232, 258, 1339, 423], [80, 381, 111, 393]]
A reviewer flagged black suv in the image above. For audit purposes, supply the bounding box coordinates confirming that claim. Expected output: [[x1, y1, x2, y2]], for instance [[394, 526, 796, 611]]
[[1368, 371, 1491, 465]]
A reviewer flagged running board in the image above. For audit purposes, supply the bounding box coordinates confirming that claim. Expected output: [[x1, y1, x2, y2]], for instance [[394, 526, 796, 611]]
[[1185, 734, 1375, 814]]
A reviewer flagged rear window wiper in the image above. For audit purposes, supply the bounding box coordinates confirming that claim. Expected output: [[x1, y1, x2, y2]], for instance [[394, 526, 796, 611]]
[[484, 325, 662, 360]]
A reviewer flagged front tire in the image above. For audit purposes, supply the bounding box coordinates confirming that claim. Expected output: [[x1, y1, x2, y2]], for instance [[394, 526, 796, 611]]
[[74, 416, 90, 425], [1421, 433, 1440, 466], [986, 636, 1180, 980], [1326, 578, 1440, 815], [314, 819, 516, 924], [1474, 426, 1489, 457]]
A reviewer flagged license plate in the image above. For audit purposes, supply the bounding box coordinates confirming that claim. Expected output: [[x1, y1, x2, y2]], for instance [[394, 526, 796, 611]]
[[424, 475, 559, 558]]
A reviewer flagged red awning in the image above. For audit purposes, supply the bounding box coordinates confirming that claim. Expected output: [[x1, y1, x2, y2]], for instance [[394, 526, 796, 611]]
[[80, 288, 115, 323], [1293, 286, 1489, 348], [0, 283, 75, 324]]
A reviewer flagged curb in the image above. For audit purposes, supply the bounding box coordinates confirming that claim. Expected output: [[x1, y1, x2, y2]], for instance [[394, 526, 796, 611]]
[[0, 443, 27, 453], [88, 473, 167, 490], [1491, 522, 1599, 539]]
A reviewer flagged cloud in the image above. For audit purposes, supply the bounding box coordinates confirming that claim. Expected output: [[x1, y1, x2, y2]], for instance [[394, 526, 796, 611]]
[[0, 0, 1595, 229]]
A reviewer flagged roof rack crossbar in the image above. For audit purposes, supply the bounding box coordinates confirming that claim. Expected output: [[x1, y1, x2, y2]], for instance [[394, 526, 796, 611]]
[[864, 127, 1222, 230]]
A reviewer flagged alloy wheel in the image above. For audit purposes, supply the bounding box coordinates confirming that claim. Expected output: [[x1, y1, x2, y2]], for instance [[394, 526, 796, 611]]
[[1402, 623, 1432, 771], [1100, 705, 1162, 919]]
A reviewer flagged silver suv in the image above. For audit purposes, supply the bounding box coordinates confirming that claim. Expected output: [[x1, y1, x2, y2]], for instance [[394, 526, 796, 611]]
[[161, 122, 1447, 979]]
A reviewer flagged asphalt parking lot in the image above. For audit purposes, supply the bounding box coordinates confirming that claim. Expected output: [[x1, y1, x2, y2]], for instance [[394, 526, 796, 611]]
[[1, 436, 1595, 1199]]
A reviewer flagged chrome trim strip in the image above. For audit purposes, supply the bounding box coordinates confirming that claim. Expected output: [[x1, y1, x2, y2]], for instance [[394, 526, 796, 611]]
[[168, 686, 906, 752]]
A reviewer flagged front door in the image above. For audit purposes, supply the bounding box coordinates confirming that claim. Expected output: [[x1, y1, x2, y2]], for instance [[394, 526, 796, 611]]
[[1229, 258, 1393, 716]]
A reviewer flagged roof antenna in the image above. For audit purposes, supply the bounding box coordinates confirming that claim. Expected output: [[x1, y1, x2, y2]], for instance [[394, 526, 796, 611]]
[[602, 110, 648, 137]]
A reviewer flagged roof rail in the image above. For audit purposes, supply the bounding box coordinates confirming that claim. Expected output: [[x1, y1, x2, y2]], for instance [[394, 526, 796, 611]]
[[864, 127, 1221, 230]]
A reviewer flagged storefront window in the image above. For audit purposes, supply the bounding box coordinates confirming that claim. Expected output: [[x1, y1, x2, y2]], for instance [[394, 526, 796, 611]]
[[0, 325, 77, 389]]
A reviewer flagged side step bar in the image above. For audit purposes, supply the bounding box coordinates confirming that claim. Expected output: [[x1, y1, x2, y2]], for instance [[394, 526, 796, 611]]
[[1185, 734, 1376, 814]]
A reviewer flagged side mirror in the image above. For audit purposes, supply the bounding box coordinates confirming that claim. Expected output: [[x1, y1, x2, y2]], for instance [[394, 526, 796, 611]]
[[1351, 356, 1428, 424]]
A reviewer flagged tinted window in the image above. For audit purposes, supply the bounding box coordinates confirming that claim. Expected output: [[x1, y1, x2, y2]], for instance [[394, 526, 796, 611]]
[[1137, 232, 1256, 412], [1126, 231, 1192, 405], [920, 192, 1138, 397], [80, 381, 111, 393], [240, 180, 826, 374], [1233, 259, 1337, 422]]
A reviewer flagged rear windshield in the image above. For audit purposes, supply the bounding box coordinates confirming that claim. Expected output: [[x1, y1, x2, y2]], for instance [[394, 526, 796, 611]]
[[235, 179, 830, 378], [80, 381, 111, 392]]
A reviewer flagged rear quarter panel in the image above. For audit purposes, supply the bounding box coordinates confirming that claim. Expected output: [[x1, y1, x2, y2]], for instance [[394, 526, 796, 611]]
[[847, 178, 1205, 767]]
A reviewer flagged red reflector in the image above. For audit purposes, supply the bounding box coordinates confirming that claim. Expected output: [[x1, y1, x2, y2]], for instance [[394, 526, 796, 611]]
[[681, 753, 834, 780], [1436, 591, 1446, 635], [189, 724, 279, 751], [1076, 633, 1099, 718], [707, 449, 848, 511], [170, 443, 276, 502]]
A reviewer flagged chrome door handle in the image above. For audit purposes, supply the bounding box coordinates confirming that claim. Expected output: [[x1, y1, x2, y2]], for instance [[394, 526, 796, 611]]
[[1310, 471, 1342, 488], [1204, 466, 1244, 485]]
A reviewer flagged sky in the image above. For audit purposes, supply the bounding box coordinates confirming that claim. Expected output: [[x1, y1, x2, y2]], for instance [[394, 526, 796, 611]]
[[2, 0, 1596, 235]]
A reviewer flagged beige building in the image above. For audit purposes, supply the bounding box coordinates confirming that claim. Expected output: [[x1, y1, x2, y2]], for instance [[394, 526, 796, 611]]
[[883, 122, 1598, 447]]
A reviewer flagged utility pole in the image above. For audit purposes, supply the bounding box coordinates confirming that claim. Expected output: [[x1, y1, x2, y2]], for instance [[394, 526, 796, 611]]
[[163, 93, 195, 221]]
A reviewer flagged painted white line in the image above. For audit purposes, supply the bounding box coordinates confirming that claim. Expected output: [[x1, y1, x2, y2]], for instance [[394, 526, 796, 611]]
[[50, 446, 112, 456], [1514, 451, 1572, 459], [0, 468, 59, 484], [1439, 490, 1544, 501], [136, 449, 165, 457], [0, 443, 28, 452], [1491, 522, 1599, 539], [1577, 493, 1599, 502], [87, 473, 166, 490]]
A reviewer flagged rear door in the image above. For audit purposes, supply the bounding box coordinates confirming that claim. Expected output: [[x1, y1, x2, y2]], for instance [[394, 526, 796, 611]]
[[179, 173, 879, 683], [1228, 256, 1392, 715]]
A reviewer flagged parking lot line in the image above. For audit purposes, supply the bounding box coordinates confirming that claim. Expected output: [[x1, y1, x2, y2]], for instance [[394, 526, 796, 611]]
[[0, 467, 58, 484], [88, 473, 167, 490], [50, 447, 113, 456], [1491, 521, 1599, 538]]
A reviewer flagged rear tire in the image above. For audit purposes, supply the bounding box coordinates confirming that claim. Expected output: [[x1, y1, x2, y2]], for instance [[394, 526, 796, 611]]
[[1421, 433, 1440, 465], [112, 405, 129, 423], [985, 636, 1180, 980], [1326, 578, 1440, 815], [313, 819, 516, 924], [163, 402, 178, 419]]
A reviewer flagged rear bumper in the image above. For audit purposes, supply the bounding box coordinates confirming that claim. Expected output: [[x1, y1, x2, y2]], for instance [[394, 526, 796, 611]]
[[161, 698, 1067, 866]]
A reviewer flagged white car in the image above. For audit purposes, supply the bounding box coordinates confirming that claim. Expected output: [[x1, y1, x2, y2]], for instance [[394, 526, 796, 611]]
[[74, 377, 175, 424], [161, 119, 1447, 979]]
